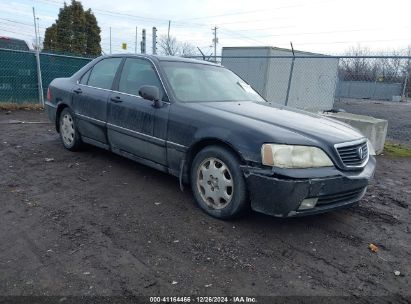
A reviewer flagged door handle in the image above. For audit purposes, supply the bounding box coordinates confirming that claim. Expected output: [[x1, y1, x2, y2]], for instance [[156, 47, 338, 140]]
[[73, 88, 82, 94], [110, 96, 123, 103]]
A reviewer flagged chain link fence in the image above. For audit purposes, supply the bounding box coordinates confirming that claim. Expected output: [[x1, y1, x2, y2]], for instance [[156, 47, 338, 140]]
[[1, 47, 410, 111], [0, 48, 38, 103], [191, 55, 411, 111], [220, 55, 340, 112], [337, 56, 410, 101], [0, 48, 93, 103], [39, 52, 93, 99]]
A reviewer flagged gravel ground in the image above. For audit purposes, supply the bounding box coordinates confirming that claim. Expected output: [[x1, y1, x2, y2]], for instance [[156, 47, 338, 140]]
[[0, 110, 410, 302], [334, 99, 411, 145]]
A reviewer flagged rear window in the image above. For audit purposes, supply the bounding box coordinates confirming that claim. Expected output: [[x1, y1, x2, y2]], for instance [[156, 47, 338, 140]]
[[87, 58, 122, 90]]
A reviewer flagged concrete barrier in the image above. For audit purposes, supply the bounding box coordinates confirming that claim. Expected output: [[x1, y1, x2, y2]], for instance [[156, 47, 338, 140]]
[[322, 112, 388, 155]]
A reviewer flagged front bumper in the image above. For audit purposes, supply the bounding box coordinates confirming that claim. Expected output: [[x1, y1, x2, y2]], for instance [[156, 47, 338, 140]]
[[243, 156, 376, 217]]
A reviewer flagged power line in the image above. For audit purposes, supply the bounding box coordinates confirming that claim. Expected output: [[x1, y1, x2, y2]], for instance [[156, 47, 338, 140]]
[[0, 27, 33, 37], [235, 25, 295, 32], [11, 0, 411, 42], [33, 0, 275, 31], [34, 0, 170, 23], [0, 20, 29, 29], [247, 27, 402, 39], [0, 17, 39, 27], [176, 0, 329, 21], [292, 38, 411, 47], [218, 28, 266, 46], [29, 0, 395, 46], [4, 0, 409, 54], [217, 18, 289, 26]]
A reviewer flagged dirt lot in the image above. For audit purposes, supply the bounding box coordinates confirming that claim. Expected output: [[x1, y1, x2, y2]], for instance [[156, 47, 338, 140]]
[[0, 110, 410, 302]]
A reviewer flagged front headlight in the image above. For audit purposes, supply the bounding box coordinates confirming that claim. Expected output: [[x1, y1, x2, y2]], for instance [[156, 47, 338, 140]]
[[261, 144, 334, 168]]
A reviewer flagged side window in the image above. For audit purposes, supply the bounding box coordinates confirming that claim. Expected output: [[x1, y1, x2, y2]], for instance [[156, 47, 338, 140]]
[[87, 58, 122, 90], [79, 69, 91, 85], [118, 58, 165, 99]]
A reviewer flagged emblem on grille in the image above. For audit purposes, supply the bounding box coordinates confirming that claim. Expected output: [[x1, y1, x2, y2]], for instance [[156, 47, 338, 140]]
[[357, 146, 365, 159]]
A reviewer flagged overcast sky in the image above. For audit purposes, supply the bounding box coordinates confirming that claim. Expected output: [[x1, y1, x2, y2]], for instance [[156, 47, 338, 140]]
[[0, 0, 410, 55]]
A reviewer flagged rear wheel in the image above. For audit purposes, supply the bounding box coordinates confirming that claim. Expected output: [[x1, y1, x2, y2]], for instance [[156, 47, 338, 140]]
[[190, 146, 248, 219], [59, 107, 82, 151]]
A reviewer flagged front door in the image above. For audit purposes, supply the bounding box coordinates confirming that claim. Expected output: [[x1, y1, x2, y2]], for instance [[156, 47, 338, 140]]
[[107, 57, 169, 166]]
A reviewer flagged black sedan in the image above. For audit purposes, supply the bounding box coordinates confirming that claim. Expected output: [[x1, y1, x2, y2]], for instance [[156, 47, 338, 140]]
[[45, 54, 376, 219]]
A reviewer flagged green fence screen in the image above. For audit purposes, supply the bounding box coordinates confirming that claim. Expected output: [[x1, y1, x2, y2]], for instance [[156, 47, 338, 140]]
[[0, 48, 93, 103]]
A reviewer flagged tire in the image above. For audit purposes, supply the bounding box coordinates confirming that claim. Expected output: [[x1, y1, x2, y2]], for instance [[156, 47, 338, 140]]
[[190, 145, 248, 219], [59, 107, 82, 151]]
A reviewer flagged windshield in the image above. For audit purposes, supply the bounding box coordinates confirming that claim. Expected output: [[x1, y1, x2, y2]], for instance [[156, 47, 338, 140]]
[[161, 61, 265, 103]]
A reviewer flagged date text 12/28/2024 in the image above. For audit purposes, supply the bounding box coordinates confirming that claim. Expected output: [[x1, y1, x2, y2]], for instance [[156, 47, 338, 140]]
[[149, 296, 257, 303]]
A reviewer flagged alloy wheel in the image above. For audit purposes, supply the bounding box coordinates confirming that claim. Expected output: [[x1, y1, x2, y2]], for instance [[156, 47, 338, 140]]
[[60, 113, 75, 147], [196, 157, 234, 209]]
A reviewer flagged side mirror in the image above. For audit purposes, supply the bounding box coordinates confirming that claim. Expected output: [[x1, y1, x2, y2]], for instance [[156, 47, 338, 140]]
[[139, 85, 163, 108]]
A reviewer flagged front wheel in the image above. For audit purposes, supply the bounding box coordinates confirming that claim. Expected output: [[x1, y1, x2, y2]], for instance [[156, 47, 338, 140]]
[[59, 107, 82, 151], [190, 146, 248, 219]]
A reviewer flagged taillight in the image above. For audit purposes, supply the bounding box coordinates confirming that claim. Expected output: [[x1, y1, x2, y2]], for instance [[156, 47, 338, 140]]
[[47, 87, 52, 102]]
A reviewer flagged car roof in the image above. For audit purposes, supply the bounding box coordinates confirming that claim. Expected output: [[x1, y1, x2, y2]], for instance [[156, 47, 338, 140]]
[[0, 36, 30, 51], [103, 53, 219, 66]]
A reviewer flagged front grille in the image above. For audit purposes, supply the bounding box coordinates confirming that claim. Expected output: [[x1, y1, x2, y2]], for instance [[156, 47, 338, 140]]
[[317, 187, 366, 206], [336, 140, 368, 167]]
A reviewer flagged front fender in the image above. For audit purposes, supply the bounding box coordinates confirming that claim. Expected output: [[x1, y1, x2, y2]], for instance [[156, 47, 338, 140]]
[[190, 126, 261, 163]]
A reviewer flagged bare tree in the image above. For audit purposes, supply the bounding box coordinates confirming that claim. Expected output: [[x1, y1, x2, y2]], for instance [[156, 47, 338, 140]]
[[158, 35, 179, 56], [158, 35, 197, 57], [339, 46, 375, 81], [339, 45, 408, 83], [180, 41, 197, 57]]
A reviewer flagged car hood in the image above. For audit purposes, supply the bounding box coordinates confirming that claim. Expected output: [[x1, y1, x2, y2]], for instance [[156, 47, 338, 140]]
[[191, 101, 364, 145]]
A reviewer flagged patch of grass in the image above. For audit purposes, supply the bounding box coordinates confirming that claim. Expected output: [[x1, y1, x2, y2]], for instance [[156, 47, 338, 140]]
[[0, 103, 44, 111], [384, 142, 411, 157]]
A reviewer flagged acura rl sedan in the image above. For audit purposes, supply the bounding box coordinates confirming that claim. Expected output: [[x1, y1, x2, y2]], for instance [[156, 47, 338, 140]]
[[45, 54, 376, 219]]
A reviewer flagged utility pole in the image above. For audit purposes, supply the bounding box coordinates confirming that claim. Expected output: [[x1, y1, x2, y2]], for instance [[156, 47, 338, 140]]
[[212, 26, 218, 63], [152, 27, 157, 55], [36, 17, 41, 49], [32, 7, 44, 106], [141, 29, 146, 54], [32, 9, 39, 52], [109, 27, 112, 54], [135, 26, 138, 54], [167, 20, 171, 41], [167, 20, 171, 55]]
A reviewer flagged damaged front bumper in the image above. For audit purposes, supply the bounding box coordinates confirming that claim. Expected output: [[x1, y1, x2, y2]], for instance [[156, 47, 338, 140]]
[[242, 156, 376, 217]]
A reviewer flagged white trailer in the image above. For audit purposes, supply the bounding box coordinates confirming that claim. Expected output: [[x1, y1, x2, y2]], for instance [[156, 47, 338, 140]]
[[221, 46, 339, 112]]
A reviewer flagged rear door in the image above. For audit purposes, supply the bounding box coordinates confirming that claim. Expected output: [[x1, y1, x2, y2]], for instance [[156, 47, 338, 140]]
[[107, 57, 170, 166], [73, 57, 122, 145]]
